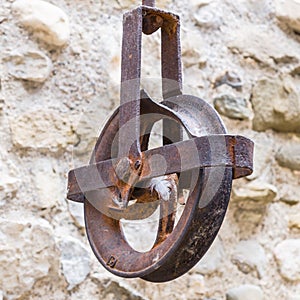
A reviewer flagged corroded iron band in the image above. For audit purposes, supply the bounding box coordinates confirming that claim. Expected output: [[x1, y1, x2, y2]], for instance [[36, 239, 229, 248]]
[[67, 134, 253, 203]]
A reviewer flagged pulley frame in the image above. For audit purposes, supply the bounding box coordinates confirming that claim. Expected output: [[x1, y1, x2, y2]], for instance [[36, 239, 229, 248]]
[[67, 0, 254, 283]]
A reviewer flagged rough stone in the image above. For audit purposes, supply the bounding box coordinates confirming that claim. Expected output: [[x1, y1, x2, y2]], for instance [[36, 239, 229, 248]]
[[0, 217, 59, 299], [193, 4, 222, 29], [280, 184, 300, 205], [226, 285, 264, 300], [92, 274, 147, 300], [184, 66, 206, 89], [4, 48, 52, 83], [114, 0, 136, 9], [213, 71, 243, 90], [0, 98, 5, 112], [32, 158, 63, 209], [194, 237, 224, 275], [289, 214, 300, 230], [276, 143, 300, 170], [0, 154, 19, 205], [233, 180, 278, 209], [231, 240, 266, 278], [72, 105, 110, 161], [234, 209, 265, 225], [95, 22, 121, 86], [275, 0, 300, 33], [12, 0, 70, 46], [213, 94, 252, 120], [274, 239, 300, 281], [246, 133, 274, 180], [228, 0, 272, 21], [190, 0, 212, 7], [120, 213, 159, 253], [68, 201, 85, 228], [228, 25, 299, 66], [186, 274, 207, 298], [181, 30, 207, 68], [59, 237, 91, 290], [252, 77, 300, 132], [233, 180, 277, 224], [10, 109, 78, 153], [291, 65, 300, 76]]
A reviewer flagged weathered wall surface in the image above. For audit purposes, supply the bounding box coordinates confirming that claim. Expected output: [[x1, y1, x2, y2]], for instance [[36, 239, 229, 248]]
[[0, 0, 300, 299]]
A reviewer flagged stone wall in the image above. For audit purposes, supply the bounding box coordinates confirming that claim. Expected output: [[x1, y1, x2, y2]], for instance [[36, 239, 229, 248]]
[[0, 0, 300, 299]]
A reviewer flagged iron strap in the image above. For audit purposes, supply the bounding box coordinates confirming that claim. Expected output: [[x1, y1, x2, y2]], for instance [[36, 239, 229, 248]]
[[67, 134, 253, 202]]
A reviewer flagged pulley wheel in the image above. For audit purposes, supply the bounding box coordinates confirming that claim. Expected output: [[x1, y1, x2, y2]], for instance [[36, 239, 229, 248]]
[[84, 94, 232, 282]]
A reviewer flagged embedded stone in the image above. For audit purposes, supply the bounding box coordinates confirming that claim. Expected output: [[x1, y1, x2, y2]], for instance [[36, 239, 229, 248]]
[[289, 213, 300, 230], [92, 273, 147, 300], [181, 30, 207, 68], [120, 214, 159, 253], [12, 0, 70, 46], [186, 274, 207, 298], [233, 180, 277, 221], [280, 184, 300, 205], [0, 98, 4, 112], [233, 180, 278, 209], [114, 0, 136, 8], [194, 237, 224, 275], [226, 285, 263, 300], [4, 49, 52, 83], [59, 237, 91, 290], [0, 154, 19, 205], [213, 94, 252, 120], [234, 209, 264, 225], [72, 105, 110, 160], [275, 0, 300, 33], [252, 77, 300, 132], [228, 25, 299, 66], [32, 158, 63, 209], [184, 65, 206, 89], [228, 0, 272, 20], [213, 71, 243, 90], [10, 109, 78, 153], [274, 239, 300, 281], [276, 143, 300, 171], [193, 5, 222, 29], [246, 133, 274, 180], [291, 65, 300, 76], [231, 240, 266, 278], [190, 0, 212, 7], [68, 201, 85, 228], [0, 217, 59, 299]]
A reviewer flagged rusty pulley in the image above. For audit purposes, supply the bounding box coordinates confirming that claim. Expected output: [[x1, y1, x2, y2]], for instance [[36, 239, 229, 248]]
[[67, 0, 254, 282]]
